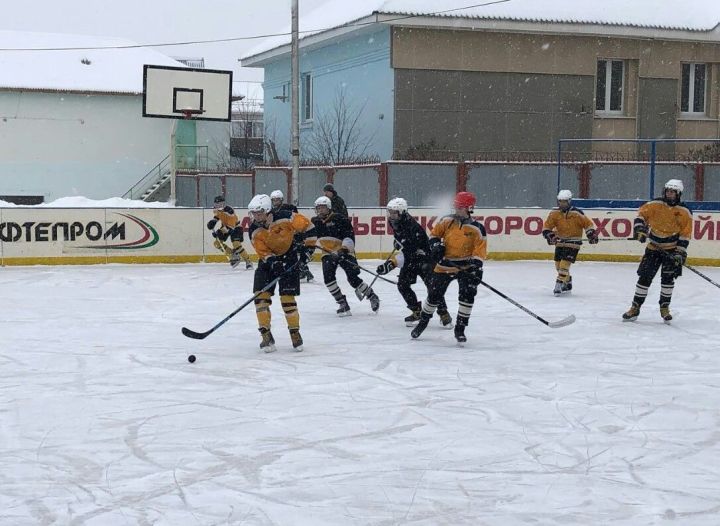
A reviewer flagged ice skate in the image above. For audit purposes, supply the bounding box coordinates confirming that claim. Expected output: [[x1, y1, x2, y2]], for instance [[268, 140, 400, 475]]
[[562, 276, 572, 293], [229, 251, 241, 268], [405, 304, 421, 326], [454, 324, 467, 344], [368, 292, 380, 313], [336, 296, 352, 317], [622, 302, 641, 322], [553, 280, 563, 296], [438, 310, 453, 329], [245, 260, 253, 270], [259, 327, 277, 353], [290, 329, 304, 352], [660, 303, 673, 324], [411, 315, 430, 339]]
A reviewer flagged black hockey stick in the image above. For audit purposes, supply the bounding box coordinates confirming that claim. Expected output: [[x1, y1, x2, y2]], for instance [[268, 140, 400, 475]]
[[358, 240, 404, 301], [316, 246, 398, 285], [446, 261, 575, 328], [480, 281, 576, 328], [181, 263, 298, 340], [684, 264, 720, 289]]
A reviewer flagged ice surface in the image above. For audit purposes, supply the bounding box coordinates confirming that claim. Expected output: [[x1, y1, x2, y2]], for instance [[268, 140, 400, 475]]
[[2, 260, 719, 525]]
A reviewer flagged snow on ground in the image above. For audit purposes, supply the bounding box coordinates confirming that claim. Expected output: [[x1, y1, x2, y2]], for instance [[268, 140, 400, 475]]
[[2, 260, 719, 525]]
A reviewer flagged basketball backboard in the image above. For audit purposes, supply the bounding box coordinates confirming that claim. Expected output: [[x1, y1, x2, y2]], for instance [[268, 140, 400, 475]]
[[142, 65, 232, 121]]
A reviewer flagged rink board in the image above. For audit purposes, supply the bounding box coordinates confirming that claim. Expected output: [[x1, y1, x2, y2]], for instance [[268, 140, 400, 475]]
[[0, 207, 718, 266]]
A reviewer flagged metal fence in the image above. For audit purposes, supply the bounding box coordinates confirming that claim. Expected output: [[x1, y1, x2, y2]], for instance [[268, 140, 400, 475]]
[[176, 161, 720, 210]]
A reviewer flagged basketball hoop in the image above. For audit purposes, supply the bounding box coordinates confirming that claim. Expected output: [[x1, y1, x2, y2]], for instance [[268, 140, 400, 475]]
[[180, 108, 204, 120]]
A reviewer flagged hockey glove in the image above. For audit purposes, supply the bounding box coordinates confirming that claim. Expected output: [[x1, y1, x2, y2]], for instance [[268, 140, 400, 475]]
[[266, 257, 285, 278], [376, 260, 396, 275], [671, 249, 686, 278], [207, 218, 218, 230], [542, 230, 557, 245], [634, 222, 648, 243], [586, 229, 599, 244], [429, 241, 445, 262], [466, 260, 483, 284]]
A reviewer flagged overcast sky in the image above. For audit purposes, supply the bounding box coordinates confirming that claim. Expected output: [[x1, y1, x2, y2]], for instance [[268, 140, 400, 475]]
[[3, 0, 327, 99]]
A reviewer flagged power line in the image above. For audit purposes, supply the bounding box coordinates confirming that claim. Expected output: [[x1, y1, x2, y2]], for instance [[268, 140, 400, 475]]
[[0, 1, 509, 51]]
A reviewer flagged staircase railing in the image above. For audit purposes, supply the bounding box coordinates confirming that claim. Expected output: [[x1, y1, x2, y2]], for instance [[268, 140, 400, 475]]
[[123, 155, 171, 200]]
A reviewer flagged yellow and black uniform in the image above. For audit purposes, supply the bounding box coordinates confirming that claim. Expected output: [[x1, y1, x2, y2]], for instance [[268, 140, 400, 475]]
[[305, 211, 379, 314], [207, 205, 252, 268], [273, 202, 314, 283], [413, 215, 487, 336], [542, 206, 597, 292], [249, 208, 311, 344], [626, 198, 692, 312]]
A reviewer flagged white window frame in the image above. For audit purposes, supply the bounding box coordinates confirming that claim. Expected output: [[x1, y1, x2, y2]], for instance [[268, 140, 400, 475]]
[[301, 73, 313, 123], [595, 59, 625, 115], [681, 63, 707, 116]]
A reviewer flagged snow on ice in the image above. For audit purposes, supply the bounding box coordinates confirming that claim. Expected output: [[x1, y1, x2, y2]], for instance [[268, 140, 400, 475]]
[[2, 260, 720, 524]]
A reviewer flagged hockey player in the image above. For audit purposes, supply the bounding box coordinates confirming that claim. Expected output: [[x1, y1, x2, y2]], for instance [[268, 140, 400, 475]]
[[247, 194, 311, 352], [542, 190, 599, 295], [270, 190, 314, 283], [622, 179, 692, 323], [305, 195, 380, 316], [207, 195, 253, 269], [376, 197, 452, 327], [411, 191, 486, 343]]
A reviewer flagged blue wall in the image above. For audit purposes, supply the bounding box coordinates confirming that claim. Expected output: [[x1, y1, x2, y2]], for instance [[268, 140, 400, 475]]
[[262, 27, 393, 162]]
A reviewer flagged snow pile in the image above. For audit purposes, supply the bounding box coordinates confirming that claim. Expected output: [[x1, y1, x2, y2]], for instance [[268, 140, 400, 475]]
[[243, 0, 720, 59], [0, 196, 175, 208], [0, 30, 183, 94]]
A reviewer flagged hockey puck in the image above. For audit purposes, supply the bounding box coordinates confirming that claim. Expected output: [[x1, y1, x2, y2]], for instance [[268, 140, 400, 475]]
[[188, 354, 196, 363]]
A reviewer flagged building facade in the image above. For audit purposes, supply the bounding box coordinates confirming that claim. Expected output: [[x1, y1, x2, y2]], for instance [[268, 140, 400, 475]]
[[242, 5, 720, 162]]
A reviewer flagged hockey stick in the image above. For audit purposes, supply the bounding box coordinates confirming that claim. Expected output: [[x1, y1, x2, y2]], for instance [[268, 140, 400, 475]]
[[181, 263, 298, 340], [445, 261, 575, 328], [358, 240, 404, 301], [479, 281, 576, 328], [684, 264, 720, 289], [316, 245, 398, 285]]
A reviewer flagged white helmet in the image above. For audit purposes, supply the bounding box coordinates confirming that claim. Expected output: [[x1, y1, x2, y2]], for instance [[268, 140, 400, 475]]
[[248, 194, 272, 213], [270, 190, 284, 200], [386, 197, 408, 213], [665, 179, 684, 193], [557, 190, 572, 201], [314, 196, 332, 208]]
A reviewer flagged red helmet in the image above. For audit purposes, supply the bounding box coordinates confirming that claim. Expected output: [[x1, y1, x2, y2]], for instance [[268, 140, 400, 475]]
[[454, 191, 476, 210]]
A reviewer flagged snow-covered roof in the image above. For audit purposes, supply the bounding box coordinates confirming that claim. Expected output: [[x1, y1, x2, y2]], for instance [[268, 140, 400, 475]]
[[242, 0, 720, 63], [0, 31, 184, 95]]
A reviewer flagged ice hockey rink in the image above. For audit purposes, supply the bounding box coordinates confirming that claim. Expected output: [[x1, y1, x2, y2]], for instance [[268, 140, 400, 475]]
[[2, 260, 719, 525]]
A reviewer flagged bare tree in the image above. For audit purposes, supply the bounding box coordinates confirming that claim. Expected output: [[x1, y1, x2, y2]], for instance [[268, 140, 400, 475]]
[[304, 88, 375, 165]]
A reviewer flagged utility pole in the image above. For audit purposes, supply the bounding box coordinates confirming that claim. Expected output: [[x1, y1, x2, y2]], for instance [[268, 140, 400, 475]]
[[290, 0, 300, 206]]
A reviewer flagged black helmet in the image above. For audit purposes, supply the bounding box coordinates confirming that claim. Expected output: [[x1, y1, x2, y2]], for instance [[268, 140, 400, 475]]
[[213, 195, 225, 209]]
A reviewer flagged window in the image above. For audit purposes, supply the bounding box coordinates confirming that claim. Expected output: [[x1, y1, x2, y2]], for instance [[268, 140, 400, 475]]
[[681, 63, 707, 114], [231, 120, 263, 138], [301, 73, 313, 122], [595, 60, 624, 113]]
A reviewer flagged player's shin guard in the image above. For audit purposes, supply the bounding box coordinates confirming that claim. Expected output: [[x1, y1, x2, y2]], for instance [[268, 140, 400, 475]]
[[632, 282, 650, 307], [254, 292, 272, 329], [232, 241, 252, 262], [557, 260, 571, 283], [280, 294, 300, 330], [457, 300, 473, 328]]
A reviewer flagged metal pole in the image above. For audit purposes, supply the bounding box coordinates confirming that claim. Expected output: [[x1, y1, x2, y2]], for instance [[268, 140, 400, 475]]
[[649, 139, 656, 200], [170, 119, 178, 204], [290, 0, 300, 206]]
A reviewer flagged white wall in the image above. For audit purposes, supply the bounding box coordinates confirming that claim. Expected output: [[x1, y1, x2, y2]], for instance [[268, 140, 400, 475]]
[[0, 92, 173, 202]]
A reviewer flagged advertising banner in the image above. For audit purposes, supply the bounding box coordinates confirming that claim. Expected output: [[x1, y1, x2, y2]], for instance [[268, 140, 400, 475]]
[[1, 207, 718, 266]]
